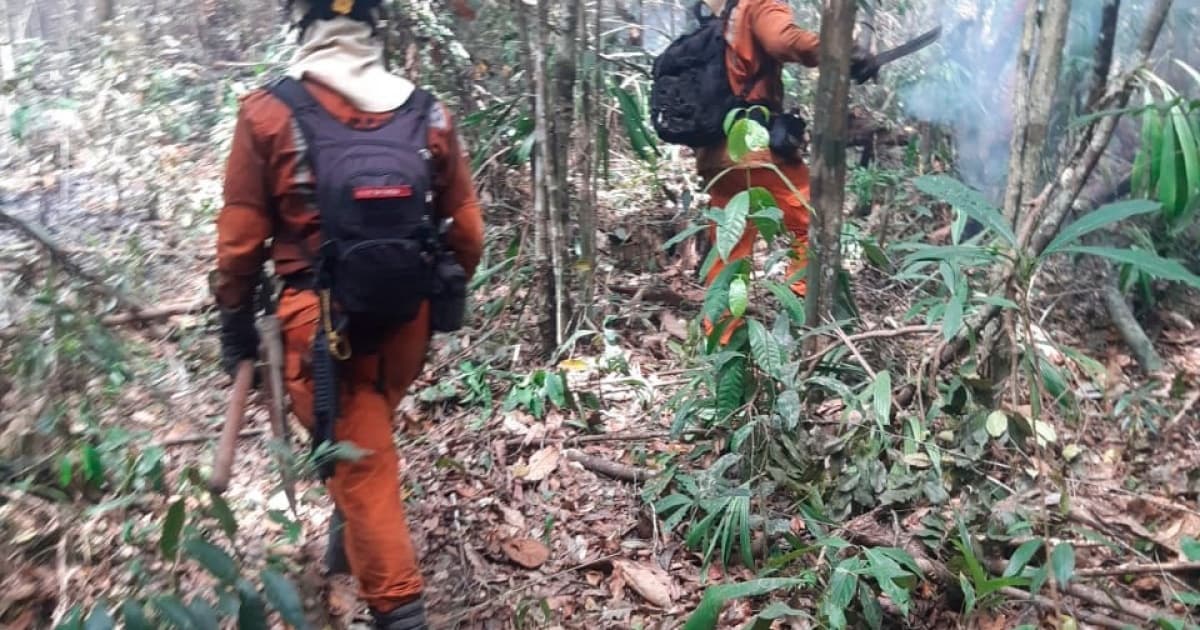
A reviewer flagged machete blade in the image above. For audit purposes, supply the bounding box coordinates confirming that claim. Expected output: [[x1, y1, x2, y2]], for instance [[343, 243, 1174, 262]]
[[874, 25, 942, 68]]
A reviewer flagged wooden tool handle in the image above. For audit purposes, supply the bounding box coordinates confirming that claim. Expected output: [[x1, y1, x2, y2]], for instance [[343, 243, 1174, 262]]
[[209, 360, 256, 494]]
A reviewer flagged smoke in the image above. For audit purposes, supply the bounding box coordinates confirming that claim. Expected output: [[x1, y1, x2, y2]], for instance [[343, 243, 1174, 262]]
[[898, 0, 1106, 200]]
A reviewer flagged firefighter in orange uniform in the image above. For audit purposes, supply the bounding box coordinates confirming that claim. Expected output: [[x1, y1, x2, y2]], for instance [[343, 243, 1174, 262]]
[[210, 1, 484, 627]]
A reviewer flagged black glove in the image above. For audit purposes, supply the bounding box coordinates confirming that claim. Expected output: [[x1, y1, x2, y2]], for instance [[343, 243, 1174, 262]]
[[218, 306, 259, 377], [850, 45, 879, 85]]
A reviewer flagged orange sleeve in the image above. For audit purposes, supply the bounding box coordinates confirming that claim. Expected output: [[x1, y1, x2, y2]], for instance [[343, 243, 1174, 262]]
[[428, 101, 485, 279], [748, 1, 821, 67], [213, 93, 274, 310]]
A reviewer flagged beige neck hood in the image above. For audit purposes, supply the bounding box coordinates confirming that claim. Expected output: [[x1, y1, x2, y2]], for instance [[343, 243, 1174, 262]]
[[286, 16, 414, 113]]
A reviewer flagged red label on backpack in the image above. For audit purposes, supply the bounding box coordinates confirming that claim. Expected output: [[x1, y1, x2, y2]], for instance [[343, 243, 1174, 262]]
[[353, 186, 413, 200]]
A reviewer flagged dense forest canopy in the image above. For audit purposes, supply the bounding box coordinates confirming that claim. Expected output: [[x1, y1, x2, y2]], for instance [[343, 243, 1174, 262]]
[[1, 0, 1199, 628]]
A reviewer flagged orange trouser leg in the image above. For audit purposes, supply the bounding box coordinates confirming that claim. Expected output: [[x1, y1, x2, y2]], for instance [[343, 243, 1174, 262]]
[[278, 288, 431, 613], [702, 160, 812, 343]]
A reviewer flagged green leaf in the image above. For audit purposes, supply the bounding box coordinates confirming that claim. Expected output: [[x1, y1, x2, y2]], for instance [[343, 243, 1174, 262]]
[[985, 411, 1009, 438], [684, 577, 811, 630], [745, 118, 769, 153], [1043, 199, 1162, 256], [716, 357, 747, 422], [57, 606, 84, 630], [717, 191, 751, 262], [1059, 246, 1200, 289], [186, 599, 219, 630], [775, 390, 801, 426], [871, 371, 893, 424], [612, 85, 657, 162], [959, 573, 977, 614], [59, 455, 73, 488], [84, 602, 115, 630], [767, 282, 806, 326], [208, 494, 238, 542], [729, 277, 749, 319], [1051, 543, 1076, 588], [748, 319, 784, 379], [121, 601, 153, 630], [261, 569, 307, 629], [914, 175, 1017, 246], [184, 539, 239, 584], [942, 293, 965, 342], [81, 445, 104, 484], [161, 499, 185, 561], [821, 559, 861, 630], [1005, 539, 1043, 577], [1181, 537, 1200, 561], [236, 579, 269, 630], [662, 223, 708, 252], [152, 596, 195, 629], [1160, 113, 1181, 216], [858, 582, 884, 630]]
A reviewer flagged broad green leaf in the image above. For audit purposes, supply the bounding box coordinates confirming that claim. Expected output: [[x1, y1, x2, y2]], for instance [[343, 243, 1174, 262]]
[[186, 599, 218, 630], [942, 294, 965, 342], [775, 390, 801, 426], [730, 423, 756, 452], [208, 494, 238, 542], [1160, 114, 1181, 215], [84, 602, 115, 630], [1004, 539, 1043, 577], [755, 601, 810, 623], [767, 282, 806, 326], [684, 577, 811, 630], [1181, 537, 1200, 561], [161, 499, 185, 561], [662, 223, 708, 252], [821, 559, 861, 630], [56, 606, 84, 630], [81, 445, 104, 484], [612, 85, 657, 162], [1043, 199, 1162, 256], [152, 596, 195, 629], [727, 119, 751, 162], [1167, 104, 1200, 228], [872, 371, 893, 424], [959, 573, 977, 614], [58, 456, 73, 488], [729, 277, 749, 319], [745, 118, 769, 153], [716, 357, 747, 422], [985, 411, 1009, 438], [1051, 543, 1076, 587], [1033, 418, 1058, 446], [184, 539, 239, 584], [864, 547, 918, 615], [858, 582, 884, 630], [914, 175, 1017, 246], [121, 601, 153, 630], [237, 580, 269, 630], [748, 319, 784, 379], [717, 191, 751, 262], [1059, 246, 1200, 289], [262, 569, 307, 629]]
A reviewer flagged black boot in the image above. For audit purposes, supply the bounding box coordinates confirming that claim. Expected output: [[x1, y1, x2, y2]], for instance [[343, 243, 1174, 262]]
[[372, 598, 427, 630], [325, 507, 350, 575]]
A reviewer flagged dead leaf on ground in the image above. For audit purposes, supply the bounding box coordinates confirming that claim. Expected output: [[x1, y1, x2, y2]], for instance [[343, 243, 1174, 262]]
[[613, 559, 674, 608], [502, 538, 551, 569], [521, 446, 560, 482], [661, 311, 688, 340], [496, 504, 526, 529], [1152, 512, 1200, 556]]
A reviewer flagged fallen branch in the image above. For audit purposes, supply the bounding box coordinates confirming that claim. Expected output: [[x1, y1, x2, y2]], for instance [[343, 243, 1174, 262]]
[[1168, 391, 1199, 428], [102, 299, 209, 326], [1077, 561, 1200, 578], [564, 449, 654, 483], [0, 209, 146, 315], [161, 429, 265, 448], [1102, 280, 1165, 373], [999, 587, 1138, 630]]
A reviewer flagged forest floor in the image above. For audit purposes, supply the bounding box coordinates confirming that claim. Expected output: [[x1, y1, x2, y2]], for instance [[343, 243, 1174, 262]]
[[3, 27, 1200, 630]]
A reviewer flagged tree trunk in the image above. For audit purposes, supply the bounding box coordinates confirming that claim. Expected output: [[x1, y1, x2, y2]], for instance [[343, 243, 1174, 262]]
[[530, 0, 566, 354], [578, 0, 600, 319], [804, 0, 856, 344], [1012, 0, 1073, 222], [1000, 0, 1039, 224]]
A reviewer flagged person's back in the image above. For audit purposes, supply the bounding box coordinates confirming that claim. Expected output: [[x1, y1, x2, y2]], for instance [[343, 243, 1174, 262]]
[[694, 0, 821, 343], [211, 1, 484, 627]]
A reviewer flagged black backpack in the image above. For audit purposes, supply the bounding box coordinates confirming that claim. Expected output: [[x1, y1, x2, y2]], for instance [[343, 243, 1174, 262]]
[[268, 78, 445, 332], [650, 1, 749, 148]]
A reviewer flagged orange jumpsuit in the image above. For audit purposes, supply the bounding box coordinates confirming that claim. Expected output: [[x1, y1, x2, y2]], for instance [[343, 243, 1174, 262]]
[[212, 80, 485, 612], [697, 0, 820, 315]]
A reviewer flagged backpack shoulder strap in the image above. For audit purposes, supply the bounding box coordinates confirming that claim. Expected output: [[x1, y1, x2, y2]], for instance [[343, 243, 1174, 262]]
[[267, 77, 322, 115]]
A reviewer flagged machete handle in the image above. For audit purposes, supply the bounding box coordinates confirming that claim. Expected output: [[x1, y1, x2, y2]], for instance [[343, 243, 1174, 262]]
[[209, 359, 256, 495]]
